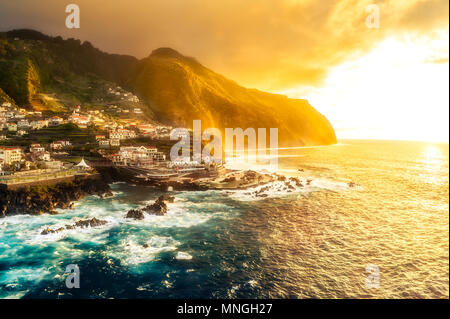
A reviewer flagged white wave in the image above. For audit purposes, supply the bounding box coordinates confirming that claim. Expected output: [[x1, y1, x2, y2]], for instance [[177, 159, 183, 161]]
[[24, 214, 120, 245], [226, 175, 354, 201], [108, 190, 124, 198], [109, 235, 180, 266], [176, 252, 193, 260], [2, 290, 29, 299], [311, 178, 358, 191], [125, 198, 226, 228], [0, 242, 11, 249], [0, 267, 51, 285]]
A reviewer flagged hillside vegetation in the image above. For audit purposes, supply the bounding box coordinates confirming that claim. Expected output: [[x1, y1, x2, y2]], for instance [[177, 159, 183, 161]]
[[0, 29, 337, 146]]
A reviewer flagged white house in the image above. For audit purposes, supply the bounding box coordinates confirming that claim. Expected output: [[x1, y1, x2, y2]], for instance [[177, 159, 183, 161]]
[[99, 139, 111, 149], [0, 147, 22, 164], [49, 116, 64, 127], [44, 160, 64, 170], [7, 123, 17, 132], [69, 114, 90, 125], [17, 120, 30, 129], [51, 140, 71, 150], [30, 143, 45, 153]]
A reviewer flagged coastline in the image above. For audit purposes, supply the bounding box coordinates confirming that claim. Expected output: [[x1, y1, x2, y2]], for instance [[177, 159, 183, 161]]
[[0, 167, 312, 217], [0, 174, 113, 217], [0, 141, 447, 298]]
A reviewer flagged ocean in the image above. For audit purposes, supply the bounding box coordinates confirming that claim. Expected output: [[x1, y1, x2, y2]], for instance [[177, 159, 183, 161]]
[[0, 140, 448, 299]]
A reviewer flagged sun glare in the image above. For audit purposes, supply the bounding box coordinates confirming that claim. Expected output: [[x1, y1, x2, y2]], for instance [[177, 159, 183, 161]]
[[419, 144, 447, 184], [280, 32, 450, 143]]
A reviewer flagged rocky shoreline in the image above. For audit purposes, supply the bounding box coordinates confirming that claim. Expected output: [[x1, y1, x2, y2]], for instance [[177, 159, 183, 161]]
[[41, 217, 108, 235], [0, 176, 113, 217], [150, 170, 277, 192], [1, 167, 359, 218], [126, 195, 175, 220]]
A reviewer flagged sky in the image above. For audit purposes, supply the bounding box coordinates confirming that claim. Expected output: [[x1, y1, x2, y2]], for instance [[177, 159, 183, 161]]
[[0, 0, 448, 142]]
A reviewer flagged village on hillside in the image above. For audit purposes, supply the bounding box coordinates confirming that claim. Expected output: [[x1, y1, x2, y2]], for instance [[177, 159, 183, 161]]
[[0, 101, 225, 189]]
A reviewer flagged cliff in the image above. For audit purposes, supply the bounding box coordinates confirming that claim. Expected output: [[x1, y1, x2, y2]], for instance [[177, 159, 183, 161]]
[[0, 176, 112, 217]]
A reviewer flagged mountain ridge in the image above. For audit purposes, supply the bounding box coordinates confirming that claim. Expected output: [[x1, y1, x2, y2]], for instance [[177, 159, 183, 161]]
[[0, 29, 337, 146]]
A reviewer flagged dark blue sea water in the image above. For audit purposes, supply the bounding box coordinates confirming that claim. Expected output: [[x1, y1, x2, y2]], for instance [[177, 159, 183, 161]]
[[0, 140, 448, 298]]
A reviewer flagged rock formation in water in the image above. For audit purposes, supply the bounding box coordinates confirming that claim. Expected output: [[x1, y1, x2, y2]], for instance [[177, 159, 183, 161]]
[[125, 195, 175, 219], [41, 217, 108, 235]]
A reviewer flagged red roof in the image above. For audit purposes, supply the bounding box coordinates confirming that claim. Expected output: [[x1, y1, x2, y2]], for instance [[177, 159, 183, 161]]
[[0, 147, 21, 151]]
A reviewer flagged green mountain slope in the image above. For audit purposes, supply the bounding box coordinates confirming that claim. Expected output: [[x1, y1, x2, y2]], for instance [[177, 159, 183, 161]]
[[1, 29, 139, 110], [0, 29, 337, 146]]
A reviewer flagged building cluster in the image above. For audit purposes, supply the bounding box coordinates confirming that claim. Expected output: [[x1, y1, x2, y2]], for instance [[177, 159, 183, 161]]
[[0, 141, 71, 174], [0, 147, 22, 173], [30, 105, 120, 131], [69, 106, 109, 129], [135, 125, 172, 139], [0, 100, 176, 176], [108, 146, 166, 168], [0, 102, 106, 137], [1, 100, 173, 146], [108, 87, 140, 103], [96, 128, 136, 149], [0, 102, 47, 138], [109, 128, 137, 140], [50, 140, 72, 151]]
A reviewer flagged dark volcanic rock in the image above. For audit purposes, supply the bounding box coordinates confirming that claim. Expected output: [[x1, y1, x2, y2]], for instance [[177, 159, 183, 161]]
[[289, 177, 303, 187], [40, 217, 107, 235], [127, 195, 174, 219], [41, 227, 65, 235], [0, 177, 112, 217], [143, 196, 168, 216], [222, 176, 236, 183], [74, 217, 107, 228], [126, 209, 145, 220], [160, 194, 175, 203]]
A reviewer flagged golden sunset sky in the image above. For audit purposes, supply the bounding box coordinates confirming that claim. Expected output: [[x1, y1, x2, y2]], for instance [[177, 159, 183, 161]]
[[0, 0, 448, 141]]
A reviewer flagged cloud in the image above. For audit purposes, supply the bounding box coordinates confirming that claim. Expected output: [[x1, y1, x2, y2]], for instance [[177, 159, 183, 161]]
[[0, 0, 448, 91], [396, 0, 449, 31], [424, 56, 449, 64]]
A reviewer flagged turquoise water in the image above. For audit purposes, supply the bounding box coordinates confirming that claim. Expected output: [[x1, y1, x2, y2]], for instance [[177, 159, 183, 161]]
[[0, 140, 448, 298]]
